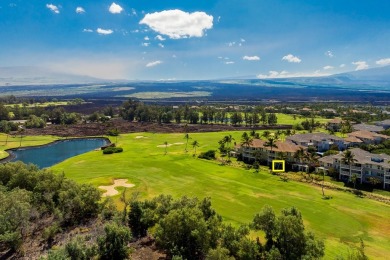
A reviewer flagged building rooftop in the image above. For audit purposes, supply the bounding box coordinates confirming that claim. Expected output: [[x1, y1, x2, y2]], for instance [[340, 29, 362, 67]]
[[333, 148, 390, 167], [245, 139, 304, 153], [287, 132, 344, 143], [352, 123, 385, 133], [349, 130, 389, 140], [344, 136, 363, 143], [328, 118, 343, 124], [376, 119, 390, 126]]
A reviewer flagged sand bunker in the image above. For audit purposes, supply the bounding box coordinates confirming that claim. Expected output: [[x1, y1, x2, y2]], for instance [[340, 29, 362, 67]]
[[157, 142, 184, 147], [135, 136, 147, 139], [99, 179, 135, 197]]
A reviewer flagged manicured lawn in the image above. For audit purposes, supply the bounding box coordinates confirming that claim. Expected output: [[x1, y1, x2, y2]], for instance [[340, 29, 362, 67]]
[[0, 133, 58, 159], [276, 113, 330, 125], [51, 131, 390, 259]]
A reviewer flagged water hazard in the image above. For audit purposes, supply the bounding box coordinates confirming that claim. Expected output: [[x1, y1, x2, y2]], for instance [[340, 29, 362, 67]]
[[8, 138, 109, 168]]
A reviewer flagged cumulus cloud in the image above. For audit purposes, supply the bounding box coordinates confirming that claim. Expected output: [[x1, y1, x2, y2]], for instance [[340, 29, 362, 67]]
[[142, 42, 150, 47], [227, 42, 236, 47], [323, 65, 334, 70], [46, 4, 59, 14], [376, 58, 390, 66], [282, 54, 301, 63], [340, 64, 346, 68], [109, 2, 123, 14], [155, 35, 166, 41], [158, 43, 164, 48], [144, 36, 150, 41], [225, 61, 235, 65], [140, 9, 213, 39], [146, 60, 162, 67], [76, 7, 85, 14], [243, 55, 260, 61], [352, 61, 369, 71], [97, 28, 113, 35], [325, 51, 334, 58], [83, 29, 93, 33]]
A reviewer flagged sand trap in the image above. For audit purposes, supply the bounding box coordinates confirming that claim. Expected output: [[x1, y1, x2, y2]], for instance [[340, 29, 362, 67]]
[[135, 136, 147, 139], [157, 144, 172, 147], [173, 142, 184, 145], [99, 179, 135, 197]]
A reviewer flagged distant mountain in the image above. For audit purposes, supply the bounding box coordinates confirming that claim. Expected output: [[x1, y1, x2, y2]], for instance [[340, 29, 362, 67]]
[[0, 66, 107, 86], [335, 65, 390, 81], [246, 66, 390, 90]]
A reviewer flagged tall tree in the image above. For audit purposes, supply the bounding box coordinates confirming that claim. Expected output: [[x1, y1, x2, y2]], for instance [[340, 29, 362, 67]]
[[192, 140, 200, 156], [184, 133, 191, 152], [341, 150, 358, 183], [264, 136, 278, 165]]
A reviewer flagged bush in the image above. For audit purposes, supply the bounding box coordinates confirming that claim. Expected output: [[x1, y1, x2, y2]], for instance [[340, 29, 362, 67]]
[[198, 150, 216, 160], [98, 222, 132, 260], [107, 129, 119, 136], [103, 147, 123, 154]]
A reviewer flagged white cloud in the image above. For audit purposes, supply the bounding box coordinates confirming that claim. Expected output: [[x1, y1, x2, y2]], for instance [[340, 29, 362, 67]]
[[227, 42, 236, 47], [146, 60, 162, 67], [340, 64, 346, 68], [225, 61, 234, 65], [131, 8, 137, 16], [155, 35, 166, 41], [352, 61, 369, 71], [144, 36, 150, 41], [172, 54, 177, 58], [83, 29, 93, 33], [140, 9, 213, 39], [142, 42, 150, 47], [109, 2, 123, 14], [323, 65, 334, 70], [240, 38, 246, 42], [257, 70, 329, 79], [325, 51, 334, 58], [76, 7, 85, 14], [46, 4, 59, 14], [376, 58, 390, 66], [96, 28, 113, 35], [257, 71, 288, 79], [243, 55, 260, 61], [158, 43, 164, 48], [282, 54, 301, 63]]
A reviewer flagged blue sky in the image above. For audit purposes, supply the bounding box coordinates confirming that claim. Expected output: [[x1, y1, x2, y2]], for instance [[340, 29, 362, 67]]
[[1, 0, 390, 80]]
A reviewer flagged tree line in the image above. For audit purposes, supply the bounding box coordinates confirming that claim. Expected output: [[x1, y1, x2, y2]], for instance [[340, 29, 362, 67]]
[[120, 99, 278, 126]]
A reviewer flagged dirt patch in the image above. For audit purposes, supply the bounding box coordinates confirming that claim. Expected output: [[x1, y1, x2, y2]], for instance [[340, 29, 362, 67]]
[[135, 135, 147, 139], [99, 179, 135, 197]]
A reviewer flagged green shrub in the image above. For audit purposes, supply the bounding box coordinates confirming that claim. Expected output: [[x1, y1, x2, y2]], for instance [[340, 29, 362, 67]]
[[107, 129, 119, 136], [103, 147, 123, 154], [198, 150, 216, 160]]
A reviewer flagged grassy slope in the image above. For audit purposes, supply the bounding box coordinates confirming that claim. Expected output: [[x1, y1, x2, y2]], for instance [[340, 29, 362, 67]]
[[51, 131, 390, 259], [0, 133, 59, 159]]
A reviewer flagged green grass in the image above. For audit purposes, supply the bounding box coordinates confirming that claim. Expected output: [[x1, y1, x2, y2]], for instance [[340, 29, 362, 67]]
[[0, 133, 59, 159], [51, 131, 390, 259], [5, 101, 70, 108], [276, 113, 330, 125]]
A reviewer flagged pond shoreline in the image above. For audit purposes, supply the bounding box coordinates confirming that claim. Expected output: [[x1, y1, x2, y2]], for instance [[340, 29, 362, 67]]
[[0, 137, 111, 164]]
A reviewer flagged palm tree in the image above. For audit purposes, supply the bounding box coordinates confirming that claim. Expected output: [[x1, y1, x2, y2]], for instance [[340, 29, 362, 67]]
[[241, 133, 253, 149], [293, 147, 306, 165], [262, 130, 271, 139], [184, 133, 191, 152], [192, 140, 199, 156], [224, 134, 235, 161], [164, 141, 168, 155], [341, 150, 358, 184], [264, 136, 278, 165]]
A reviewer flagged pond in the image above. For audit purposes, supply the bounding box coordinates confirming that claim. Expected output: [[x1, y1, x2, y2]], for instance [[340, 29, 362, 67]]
[[8, 138, 109, 168]]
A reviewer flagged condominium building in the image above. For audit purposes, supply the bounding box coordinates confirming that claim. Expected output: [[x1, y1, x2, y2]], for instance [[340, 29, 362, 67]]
[[286, 133, 346, 152], [319, 148, 390, 189]]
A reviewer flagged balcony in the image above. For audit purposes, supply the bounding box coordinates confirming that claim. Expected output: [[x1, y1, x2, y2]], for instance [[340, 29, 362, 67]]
[[340, 164, 362, 171]]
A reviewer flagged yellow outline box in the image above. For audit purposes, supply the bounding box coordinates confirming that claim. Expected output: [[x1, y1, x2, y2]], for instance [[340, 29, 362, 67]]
[[272, 160, 285, 172]]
